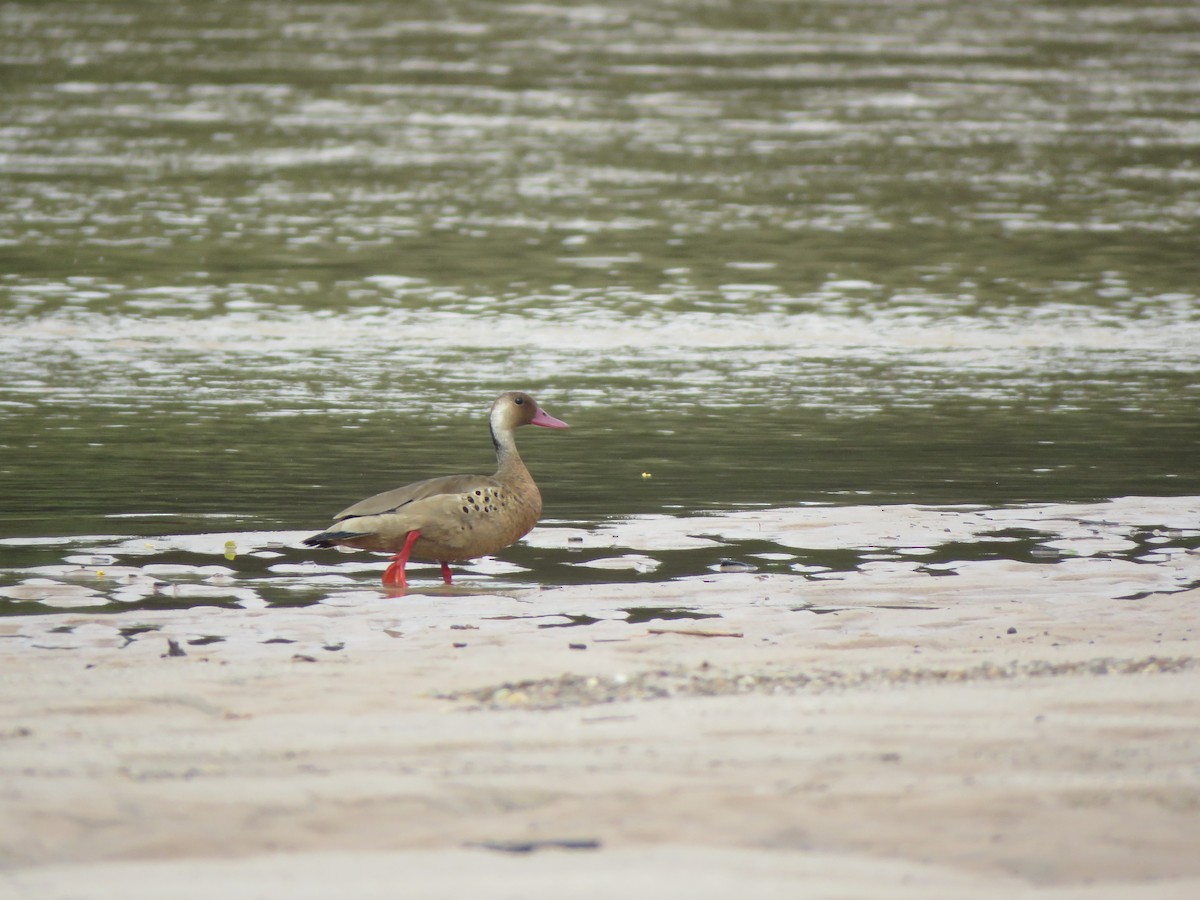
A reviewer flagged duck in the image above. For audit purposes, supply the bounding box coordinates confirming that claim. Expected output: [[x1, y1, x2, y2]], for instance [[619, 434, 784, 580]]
[[303, 391, 568, 589]]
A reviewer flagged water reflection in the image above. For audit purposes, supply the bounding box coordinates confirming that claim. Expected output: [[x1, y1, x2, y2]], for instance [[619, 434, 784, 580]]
[[2, 497, 1197, 622]]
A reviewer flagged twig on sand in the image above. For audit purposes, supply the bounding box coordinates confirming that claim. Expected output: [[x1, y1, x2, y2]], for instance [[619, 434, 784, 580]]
[[647, 627, 744, 638]]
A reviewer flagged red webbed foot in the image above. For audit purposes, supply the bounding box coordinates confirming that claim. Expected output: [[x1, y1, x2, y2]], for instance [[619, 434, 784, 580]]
[[382, 530, 422, 590]]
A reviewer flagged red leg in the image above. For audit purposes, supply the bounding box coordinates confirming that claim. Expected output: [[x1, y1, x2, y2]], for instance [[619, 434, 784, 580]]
[[440, 561, 453, 585], [382, 530, 421, 588]]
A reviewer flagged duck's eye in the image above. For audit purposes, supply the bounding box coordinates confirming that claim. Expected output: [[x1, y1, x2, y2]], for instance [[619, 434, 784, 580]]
[[514, 396, 525, 405]]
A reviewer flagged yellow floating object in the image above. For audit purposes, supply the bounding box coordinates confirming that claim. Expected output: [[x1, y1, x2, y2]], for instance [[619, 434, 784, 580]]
[[224, 540, 237, 561], [641, 472, 652, 479]]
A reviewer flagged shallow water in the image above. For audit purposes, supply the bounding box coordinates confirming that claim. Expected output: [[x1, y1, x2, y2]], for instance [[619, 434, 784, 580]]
[[2, 1, 1198, 613]]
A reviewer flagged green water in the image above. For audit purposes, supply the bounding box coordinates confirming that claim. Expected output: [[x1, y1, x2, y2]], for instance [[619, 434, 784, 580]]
[[1, 1, 1198, 593]]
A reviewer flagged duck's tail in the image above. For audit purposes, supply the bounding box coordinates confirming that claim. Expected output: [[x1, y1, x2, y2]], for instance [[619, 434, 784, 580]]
[[302, 529, 367, 548]]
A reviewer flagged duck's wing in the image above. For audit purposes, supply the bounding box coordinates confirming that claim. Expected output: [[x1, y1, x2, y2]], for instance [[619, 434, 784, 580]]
[[331, 473, 496, 522]]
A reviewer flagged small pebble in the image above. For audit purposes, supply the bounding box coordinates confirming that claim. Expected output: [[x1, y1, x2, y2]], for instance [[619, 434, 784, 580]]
[[1007, 627, 1017, 635]]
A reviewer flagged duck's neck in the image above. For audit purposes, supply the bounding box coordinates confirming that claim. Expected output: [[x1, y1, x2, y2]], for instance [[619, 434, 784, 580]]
[[491, 421, 532, 484]]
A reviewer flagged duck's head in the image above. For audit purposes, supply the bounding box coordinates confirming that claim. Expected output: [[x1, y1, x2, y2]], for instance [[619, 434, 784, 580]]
[[491, 391, 569, 433]]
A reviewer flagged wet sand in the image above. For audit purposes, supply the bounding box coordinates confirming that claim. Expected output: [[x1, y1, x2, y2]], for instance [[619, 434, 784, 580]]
[[2, 548, 1199, 897]]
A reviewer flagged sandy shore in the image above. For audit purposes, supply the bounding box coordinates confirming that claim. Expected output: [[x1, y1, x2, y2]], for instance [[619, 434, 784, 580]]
[[2, 550, 1199, 897]]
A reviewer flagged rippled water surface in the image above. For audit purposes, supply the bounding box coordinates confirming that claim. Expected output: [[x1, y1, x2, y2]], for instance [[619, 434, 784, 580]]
[[2, 1, 1198, 611]]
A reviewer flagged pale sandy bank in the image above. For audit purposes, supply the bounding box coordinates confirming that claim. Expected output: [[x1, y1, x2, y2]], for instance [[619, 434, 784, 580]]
[[1, 575, 1198, 898]]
